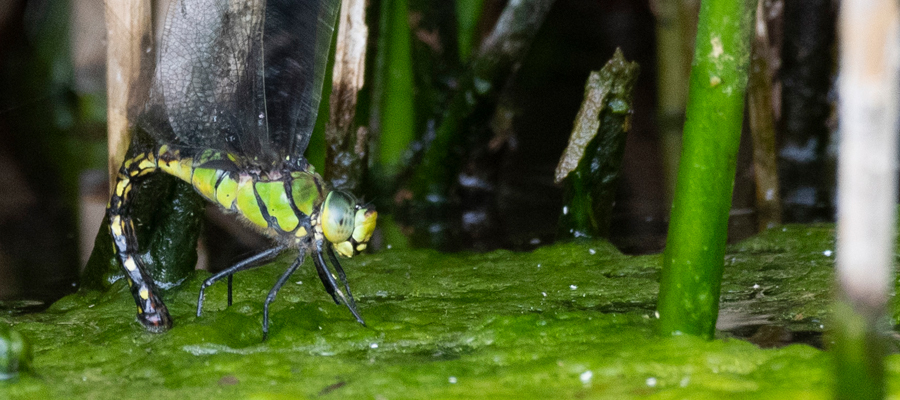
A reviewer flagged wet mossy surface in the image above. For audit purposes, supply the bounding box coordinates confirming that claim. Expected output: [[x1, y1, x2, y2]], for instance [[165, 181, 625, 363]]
[[1, 223, 898, 398]]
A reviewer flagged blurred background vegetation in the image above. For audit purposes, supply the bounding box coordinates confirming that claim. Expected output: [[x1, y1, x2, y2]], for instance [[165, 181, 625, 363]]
[[0, 0, 836, 309]]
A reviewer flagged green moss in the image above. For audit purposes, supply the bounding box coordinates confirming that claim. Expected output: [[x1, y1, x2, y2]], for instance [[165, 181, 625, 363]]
[[720, 224, 837, 333], [0, 225, 892, 398]]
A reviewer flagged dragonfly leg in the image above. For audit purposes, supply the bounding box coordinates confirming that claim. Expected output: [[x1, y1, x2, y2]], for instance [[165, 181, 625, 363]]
[[227, 275, 233, 307], [314, 246, 365, 326], [262, 254, 305, 340], [313, 246, 341, 305], [196, 244, 287, 317], [108, 151, 171, 332], [326, 245, 362, 320]]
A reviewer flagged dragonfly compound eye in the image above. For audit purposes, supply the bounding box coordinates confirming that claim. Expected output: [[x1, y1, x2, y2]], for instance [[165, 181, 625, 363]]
[[322, 191, 356, 244]]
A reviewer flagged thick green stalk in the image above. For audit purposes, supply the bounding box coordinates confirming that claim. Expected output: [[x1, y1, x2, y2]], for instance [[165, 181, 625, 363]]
[[377, 0, 416, 177], [455, 0, 484, 61], [657, 0, 756, 338]]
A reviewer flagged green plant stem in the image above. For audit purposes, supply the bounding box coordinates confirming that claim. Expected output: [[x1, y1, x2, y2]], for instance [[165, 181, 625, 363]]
[[456, 0, 484, 61], [832, 300, 886, 400], [377, 0, 416, 177], [657, 0, 756, 339]]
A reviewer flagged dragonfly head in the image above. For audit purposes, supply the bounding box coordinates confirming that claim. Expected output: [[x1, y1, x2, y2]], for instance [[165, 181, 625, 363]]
[[320, 191, 377, 257]]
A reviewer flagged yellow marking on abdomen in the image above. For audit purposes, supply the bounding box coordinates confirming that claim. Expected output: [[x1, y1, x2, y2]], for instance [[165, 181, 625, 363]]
[[159, 157, 194, 183], [111, 216, 123, 237], [115, 179, 128, 197], [124, 256, 137, 271], [137, 158, 157, 171]]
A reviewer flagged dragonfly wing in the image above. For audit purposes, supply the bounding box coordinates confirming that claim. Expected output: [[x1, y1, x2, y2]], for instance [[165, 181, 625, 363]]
[[141, 0, 340, 166], [263, 0, 341, 161], [145, 0, 270, 161]]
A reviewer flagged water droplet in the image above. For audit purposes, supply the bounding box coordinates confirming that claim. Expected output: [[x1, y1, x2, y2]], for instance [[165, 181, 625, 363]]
[[580, 370, 593, 384]]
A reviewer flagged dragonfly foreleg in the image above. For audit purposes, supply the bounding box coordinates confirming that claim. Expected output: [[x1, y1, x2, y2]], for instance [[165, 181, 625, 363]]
[[314, 246, 365, 326], [327, 245, 361, 318]]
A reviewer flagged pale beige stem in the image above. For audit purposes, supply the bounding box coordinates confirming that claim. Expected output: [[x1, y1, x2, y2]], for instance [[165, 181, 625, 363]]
[[324, 0, 370, 192], [104, 0, 152, 193], [836, 0, 900, 312]]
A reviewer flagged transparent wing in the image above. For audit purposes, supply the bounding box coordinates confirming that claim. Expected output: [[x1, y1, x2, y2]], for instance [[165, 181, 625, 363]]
[[140, 0, 340, 166], [264, 0, 340, 160]]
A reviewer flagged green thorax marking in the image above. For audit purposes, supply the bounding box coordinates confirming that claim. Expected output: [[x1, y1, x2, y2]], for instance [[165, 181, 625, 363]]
[[155, 147, 325, 239]]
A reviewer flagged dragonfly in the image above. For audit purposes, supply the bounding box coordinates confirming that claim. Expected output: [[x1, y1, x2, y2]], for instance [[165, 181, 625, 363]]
[[106, 0, 376, 338]]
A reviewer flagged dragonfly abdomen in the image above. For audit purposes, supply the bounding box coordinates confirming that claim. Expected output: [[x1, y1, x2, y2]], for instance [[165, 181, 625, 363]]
[[152, 146, 326, 242]]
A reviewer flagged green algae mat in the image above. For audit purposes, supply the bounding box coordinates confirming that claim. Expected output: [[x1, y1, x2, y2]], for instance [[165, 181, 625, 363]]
[[2, 224, 898, 399]]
